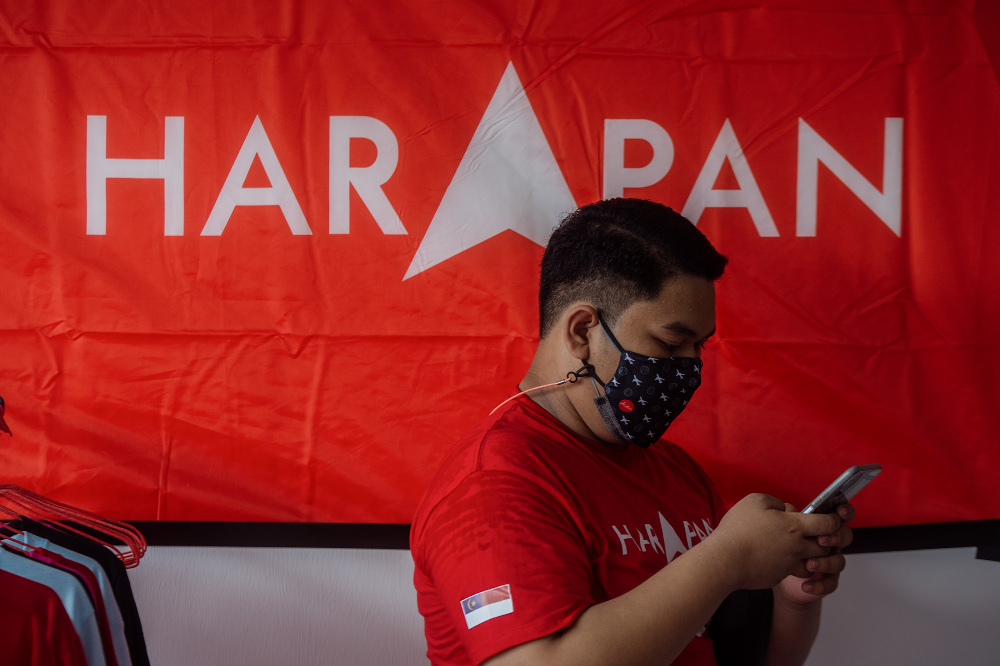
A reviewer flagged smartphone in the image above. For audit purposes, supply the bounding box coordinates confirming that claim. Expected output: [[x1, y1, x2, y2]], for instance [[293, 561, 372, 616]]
[[801, 464, 882, 514]]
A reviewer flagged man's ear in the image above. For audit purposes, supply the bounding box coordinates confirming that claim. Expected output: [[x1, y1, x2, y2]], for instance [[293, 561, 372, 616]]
[[562, 305, 600, 361]]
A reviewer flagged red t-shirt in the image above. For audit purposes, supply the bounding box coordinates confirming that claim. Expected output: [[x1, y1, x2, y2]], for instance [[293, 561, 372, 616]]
[[0, 568, 89, 666], [411, 395, 726, 666], [26, 549, 121, 666]]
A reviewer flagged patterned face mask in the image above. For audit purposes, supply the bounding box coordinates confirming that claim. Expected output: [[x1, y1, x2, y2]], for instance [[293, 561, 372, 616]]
[[588, 317, 703, 448]]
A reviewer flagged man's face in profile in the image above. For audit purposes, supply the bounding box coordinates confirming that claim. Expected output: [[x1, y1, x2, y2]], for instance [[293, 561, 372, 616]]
[[582, 274, 717, 446]]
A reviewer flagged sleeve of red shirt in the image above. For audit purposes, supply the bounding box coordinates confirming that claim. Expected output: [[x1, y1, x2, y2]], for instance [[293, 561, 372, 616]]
[[416, 468, 598, 665]]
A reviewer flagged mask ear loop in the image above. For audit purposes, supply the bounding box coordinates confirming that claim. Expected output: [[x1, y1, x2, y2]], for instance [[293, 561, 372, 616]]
[[588, 316, 623, 398], [490, 363, 596, 415], [597, 316, 624, 353]]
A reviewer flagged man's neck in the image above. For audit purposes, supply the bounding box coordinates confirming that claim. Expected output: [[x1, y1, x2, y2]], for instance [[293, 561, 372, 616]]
[[519, 357, 626, 451]]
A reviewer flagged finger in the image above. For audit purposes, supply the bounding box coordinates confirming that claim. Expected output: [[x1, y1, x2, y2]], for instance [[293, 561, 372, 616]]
[[784, 546, 825, 578], [799, 511, 841, 537], [784, 503, 797, 513], [790, 561, 815, 579], [818, 526, 853, 548], [798, 541, 833, 563], [806, 552, 846, 575], [836, 503, 856, 523], [788, 571, 825, 582], [802, 573, 840, 597]]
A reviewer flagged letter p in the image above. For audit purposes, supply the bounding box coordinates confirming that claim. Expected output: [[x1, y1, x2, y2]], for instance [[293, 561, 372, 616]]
[[602, 119, 674, 199]]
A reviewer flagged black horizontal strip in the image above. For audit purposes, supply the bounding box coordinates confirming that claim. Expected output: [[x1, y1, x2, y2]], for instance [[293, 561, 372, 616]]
[[845, 519, 1000, 561], [130, 521, 411, 549], [126, 519, 1000, 559]]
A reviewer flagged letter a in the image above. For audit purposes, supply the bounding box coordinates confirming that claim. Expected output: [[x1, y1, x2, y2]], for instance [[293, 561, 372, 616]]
[[202, 116, 311, 236], [682, 119, 778, 236]]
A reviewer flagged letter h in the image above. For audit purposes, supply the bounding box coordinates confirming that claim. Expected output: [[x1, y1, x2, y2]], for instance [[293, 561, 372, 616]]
[[612, 525, 636, 555], [86, 115, 184, 235]]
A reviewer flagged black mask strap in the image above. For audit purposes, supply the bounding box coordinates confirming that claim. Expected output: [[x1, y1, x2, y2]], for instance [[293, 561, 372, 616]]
[[597, 316, 626, 354], [568, 361, 605, 387]]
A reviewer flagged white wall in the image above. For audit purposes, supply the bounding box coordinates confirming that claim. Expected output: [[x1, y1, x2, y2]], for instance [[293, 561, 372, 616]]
[[806, 548, 1000, 666], [127, 546, 999, 666], [129, 547, 429, 666]]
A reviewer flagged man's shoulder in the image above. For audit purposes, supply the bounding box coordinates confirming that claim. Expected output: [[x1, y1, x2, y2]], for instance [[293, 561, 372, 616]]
[[410, 399, 576, 535], [420, 397, 571, 495]]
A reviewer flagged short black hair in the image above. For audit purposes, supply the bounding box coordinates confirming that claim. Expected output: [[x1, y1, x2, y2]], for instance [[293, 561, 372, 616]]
[[538, 198, 728, 337]]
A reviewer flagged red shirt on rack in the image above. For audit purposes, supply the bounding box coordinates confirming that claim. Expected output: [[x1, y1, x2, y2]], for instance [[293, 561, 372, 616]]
[[0, 568, 89, 666], [24, 548, 121, 666]]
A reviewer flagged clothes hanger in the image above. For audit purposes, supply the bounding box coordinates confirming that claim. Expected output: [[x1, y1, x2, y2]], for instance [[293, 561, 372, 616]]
[[0, 503, 41, 556], [0, 486, 146, 568]]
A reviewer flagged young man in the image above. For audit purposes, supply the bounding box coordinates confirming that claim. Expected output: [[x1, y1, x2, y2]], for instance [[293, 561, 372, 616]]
[[410, 199, 853, 666]]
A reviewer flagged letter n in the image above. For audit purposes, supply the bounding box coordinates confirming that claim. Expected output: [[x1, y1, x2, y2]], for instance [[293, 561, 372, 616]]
[[796, 118, 903, 236]]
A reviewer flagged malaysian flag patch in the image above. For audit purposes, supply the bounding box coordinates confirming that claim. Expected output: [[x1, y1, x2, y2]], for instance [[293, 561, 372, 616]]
[[461, 584, 513, 629]]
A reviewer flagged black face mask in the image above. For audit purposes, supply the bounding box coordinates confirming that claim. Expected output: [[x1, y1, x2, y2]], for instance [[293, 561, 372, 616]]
[[587, 317, 703, 448]]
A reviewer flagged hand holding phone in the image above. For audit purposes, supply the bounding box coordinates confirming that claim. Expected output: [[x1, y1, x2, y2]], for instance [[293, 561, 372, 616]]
[[801, 464, 882, 514]]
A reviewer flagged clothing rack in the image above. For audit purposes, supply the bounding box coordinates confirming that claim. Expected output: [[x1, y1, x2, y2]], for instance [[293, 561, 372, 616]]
[[0, 484, 151, 666]]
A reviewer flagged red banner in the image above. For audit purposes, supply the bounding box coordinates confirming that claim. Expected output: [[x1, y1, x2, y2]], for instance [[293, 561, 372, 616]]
[[1, 0, 997, 526]]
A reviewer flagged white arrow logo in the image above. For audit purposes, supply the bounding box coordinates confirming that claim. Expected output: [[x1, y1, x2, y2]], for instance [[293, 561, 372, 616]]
[[403, 62, 577, 279], [659, 512, 688, 564]]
